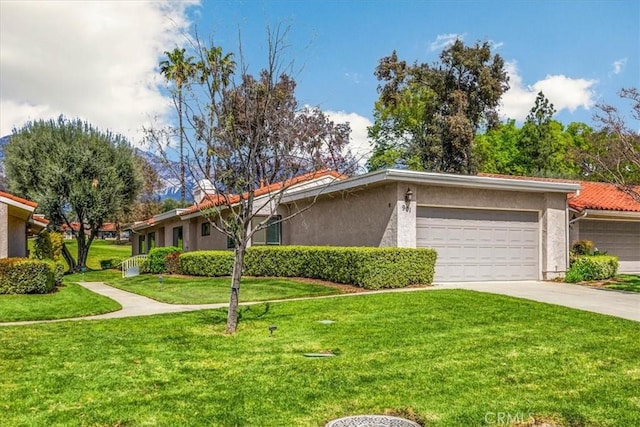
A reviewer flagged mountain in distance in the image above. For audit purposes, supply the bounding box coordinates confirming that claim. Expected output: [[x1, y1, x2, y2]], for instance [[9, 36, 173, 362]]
[[0, 134, 189, 200]]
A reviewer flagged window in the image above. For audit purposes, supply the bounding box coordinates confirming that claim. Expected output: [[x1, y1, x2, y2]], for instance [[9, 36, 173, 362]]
[[252, 216, 281, 245], [227, 236, 235, 249], [172, 226, 183, 249], [201, 222, 211, 236], [138, 235, 146, 254], [147, 232, 156, 252]]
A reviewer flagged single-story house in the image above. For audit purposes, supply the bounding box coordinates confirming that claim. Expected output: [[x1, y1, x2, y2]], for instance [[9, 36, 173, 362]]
[[61, 222, 122, 240], [129, 169, 635, 282], [0, 191, 48, 258]]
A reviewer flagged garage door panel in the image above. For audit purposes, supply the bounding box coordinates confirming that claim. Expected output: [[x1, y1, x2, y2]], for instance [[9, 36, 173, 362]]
[[417, 207, 540, 281], [580, 220, 640, 273]]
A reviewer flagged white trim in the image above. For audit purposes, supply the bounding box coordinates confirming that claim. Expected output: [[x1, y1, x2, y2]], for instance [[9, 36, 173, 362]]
[[0, 196, 36, 213]]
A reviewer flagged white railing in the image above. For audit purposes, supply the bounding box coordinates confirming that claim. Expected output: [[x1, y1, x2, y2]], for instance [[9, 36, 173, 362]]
[[120, 255, 148, 278]]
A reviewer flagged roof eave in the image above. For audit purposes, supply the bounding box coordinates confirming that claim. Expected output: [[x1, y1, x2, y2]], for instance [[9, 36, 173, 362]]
[[281, 169, 581, 203], [580, 209, 640, 220]]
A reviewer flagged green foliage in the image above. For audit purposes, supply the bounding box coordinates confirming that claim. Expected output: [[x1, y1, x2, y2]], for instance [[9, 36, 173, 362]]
[[179, 251, 234, 276], [475, 97, 592, 178], [571, 240, 595, 256], [99, 258, 124, 270], [32, 231, 64, 261], [145, 247, 182, 274], [369, 40, 509, 173], [4, 116, 142, 271], [180, 246, 437, 289], [165, 252, 181, 275], [565, 255, 619, 283], [0, 258, 58, 294]]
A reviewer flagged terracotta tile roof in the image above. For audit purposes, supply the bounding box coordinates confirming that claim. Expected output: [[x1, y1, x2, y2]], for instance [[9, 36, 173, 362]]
[[181, 169, 345, 216], [0, 190, 38, 209], [32, 214, 49, 225], [479, 173, 640, 213], [568, 181, 640, 213]]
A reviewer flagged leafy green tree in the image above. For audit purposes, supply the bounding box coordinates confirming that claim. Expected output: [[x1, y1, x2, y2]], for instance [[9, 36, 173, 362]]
[[475, 92, 591, 178], [474, 119, 524, 175], [5, 117, 141, 271], [160, 48, 197, 204], [368, 40, 509, 173]]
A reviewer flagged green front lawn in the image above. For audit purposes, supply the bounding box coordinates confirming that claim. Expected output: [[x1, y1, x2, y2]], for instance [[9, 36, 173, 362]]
[[107, 274, 342, 304], [0, 280, 121, 322], [605, 274, 640, 292], [63, 239, 132, 270], [1, 291, 638, 426]]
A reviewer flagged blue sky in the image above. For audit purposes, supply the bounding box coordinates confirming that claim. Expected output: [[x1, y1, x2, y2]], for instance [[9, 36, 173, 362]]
[[1, 0, 638, 161]]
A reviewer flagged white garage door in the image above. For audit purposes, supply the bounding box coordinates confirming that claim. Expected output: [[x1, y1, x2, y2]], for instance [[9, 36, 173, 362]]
[[579, 220, 640, 273], [417, 207, 539, 282]]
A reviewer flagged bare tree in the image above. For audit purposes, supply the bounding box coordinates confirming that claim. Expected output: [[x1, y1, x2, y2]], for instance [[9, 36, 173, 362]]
[[578, 88, 640, 201], [150, 27, 356, 333]]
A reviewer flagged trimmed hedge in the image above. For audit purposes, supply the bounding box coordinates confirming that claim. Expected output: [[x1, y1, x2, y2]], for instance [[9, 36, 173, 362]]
[[100, 258, 124, 270], [0, 258, 62, 294], [179, 246, 437, 290], [144, 247, 182, 274], [565, 255, 619, 283], [180, 250, 234, 277]]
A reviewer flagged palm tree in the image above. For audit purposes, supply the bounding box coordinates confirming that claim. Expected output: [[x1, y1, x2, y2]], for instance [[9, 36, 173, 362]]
[[196, 46, 236, 176], [160, 48, 196, 204]]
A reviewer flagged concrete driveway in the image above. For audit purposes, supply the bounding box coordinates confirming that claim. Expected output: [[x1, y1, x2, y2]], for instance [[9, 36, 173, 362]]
[[435, 280, 640, 322]]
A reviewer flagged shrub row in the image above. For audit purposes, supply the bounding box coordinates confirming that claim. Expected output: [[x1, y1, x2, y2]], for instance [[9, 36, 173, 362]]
[[99, 258, 125, 270], [144, 247, 182, 274], [179, 246, 437, 289], [565, 255, 618, 283], [0, 258, 64, 294]]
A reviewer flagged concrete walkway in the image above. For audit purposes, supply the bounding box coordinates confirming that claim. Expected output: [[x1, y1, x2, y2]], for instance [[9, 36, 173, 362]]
[[1, 280, 638, 326], [435, 281, 640, 322]]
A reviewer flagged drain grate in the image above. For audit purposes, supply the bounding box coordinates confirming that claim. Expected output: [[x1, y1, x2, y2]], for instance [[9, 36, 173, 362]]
[[326, 415, 420, 427]]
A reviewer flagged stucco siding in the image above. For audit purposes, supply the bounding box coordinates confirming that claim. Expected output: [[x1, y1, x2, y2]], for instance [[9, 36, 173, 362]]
[[7, 214, 27, 257], [284, 183, 398, 247], [542, 193, 570, 279], [416, 185, 545, 210], [195, 219, 229, 251]]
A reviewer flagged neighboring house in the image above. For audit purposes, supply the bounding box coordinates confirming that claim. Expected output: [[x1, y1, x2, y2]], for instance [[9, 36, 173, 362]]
[[130, 169, 585, 282], [0, 191, 47, 258], [61, 222, 120, 239], [568, 182, 640, 273]]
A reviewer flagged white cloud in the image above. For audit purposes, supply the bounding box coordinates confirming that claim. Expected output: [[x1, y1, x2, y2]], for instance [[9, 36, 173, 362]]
[[612, 58, 627, 75], [0, 0, 198, 144], [324, 110, 373, 169], [500, 61, 597, 121], [429, 33, 464, 51]]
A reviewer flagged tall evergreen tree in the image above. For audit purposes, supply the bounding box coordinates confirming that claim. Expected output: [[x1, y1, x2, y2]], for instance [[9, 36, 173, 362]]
[[368, 40, 509, 174]]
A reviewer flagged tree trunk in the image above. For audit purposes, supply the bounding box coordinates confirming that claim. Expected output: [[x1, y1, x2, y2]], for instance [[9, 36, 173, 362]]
[[61, 242, 76, 272], [226, 245, 246, 334], [178, 89, 186, 204]]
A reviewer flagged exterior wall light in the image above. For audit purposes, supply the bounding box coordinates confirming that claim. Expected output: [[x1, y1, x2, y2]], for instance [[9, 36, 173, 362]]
[[403, 188, 414, 212], [405, 188, 413, 204]]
